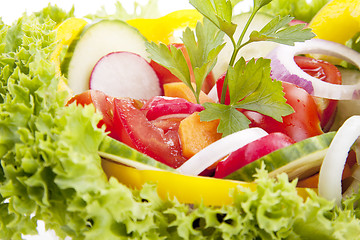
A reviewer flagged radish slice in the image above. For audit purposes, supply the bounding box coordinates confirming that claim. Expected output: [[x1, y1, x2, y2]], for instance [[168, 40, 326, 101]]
[[176, 128, 268, 176], [90, 51, 161, 100], [267, 39, 360, 100], [318, 115, 360, 206]]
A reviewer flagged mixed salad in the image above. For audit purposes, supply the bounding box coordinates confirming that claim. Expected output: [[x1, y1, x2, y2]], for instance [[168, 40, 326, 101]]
[[2, 0, 360, 239]]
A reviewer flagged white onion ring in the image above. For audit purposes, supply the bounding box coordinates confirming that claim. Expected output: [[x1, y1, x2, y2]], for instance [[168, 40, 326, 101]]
[[318, 115, 360, 206], [176, 127, 268, 176], [267, 39, 360, 100]]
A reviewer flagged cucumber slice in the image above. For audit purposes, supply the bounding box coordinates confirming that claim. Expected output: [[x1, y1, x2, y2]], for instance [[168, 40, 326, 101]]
[[331, 68, 360, 130], [213, 12, 279, 78], [224, 132, 336, 182], [61, 19, 148, 95], [98, 136, 175, 172]]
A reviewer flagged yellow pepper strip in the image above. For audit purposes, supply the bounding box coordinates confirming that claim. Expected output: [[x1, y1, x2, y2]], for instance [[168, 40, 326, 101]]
[[50, 18, 87, 96], [127, 9, 202, 45], [309, 0, 360, 45], [101, 159, 311, 206], [51, 17, 88, 76]]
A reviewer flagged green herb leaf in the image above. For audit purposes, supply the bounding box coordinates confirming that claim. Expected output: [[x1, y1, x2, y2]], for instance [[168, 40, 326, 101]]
[[201, 57, 293, 135], [146, 41, 192, 89], [189, 0, 237, 38], [249, 15, 315, 45], [182, 19, 225, 101], [147, 19, 225, 103], [199, 102, 250, 136], [253, 0, 273, 11]]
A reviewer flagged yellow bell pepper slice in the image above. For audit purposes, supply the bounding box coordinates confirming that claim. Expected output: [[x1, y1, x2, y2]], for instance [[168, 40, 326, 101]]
[[101, 159, 311, 206], [127, 9, 202, 45], [309, 0, 360, 45], [50, 17, 87, 96]]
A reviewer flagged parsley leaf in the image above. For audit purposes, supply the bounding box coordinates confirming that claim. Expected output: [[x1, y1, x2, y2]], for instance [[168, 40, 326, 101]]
[[146, 41, 192, 88], [232, 58, 293, 122], [189, 0, 236, 38], [200, 102, 250, 136], [200, 57, 293, 135], [146, 19, 225, 103], [249, 15, 315, 45], [182, 19, 225, 102]]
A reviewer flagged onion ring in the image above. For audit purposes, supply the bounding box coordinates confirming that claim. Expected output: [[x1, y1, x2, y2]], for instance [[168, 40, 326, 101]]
[[177, 127, 268, 176], [318, 115, 360, 206], [267, 39, 360, 100]]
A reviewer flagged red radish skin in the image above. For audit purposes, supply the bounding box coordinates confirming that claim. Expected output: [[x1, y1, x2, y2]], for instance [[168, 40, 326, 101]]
[[141, 96, 205, 120], [214, 132, 295, 179], [90, 51, 161, 100]]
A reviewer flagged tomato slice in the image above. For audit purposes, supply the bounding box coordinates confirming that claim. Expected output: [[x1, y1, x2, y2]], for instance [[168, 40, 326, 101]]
[[67, 90, 117, 138], [294, 56, 342, 131], [113, 98, 187, 168], [243, 82, 323, 142]]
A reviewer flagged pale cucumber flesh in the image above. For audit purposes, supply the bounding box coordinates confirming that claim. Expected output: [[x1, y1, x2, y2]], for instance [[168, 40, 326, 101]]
[[62, 20, 148, 95]]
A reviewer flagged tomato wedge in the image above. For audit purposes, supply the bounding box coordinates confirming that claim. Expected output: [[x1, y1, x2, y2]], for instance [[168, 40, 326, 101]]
[[67, 90, 117, 138], [294, 56, 342, 131], [242, 82, 323, 142], [113, 98, 187, 168]]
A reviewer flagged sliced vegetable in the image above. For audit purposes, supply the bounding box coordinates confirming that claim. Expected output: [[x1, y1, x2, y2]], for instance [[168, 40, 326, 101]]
[[66, 90, 117, 138], [101, 161, 258, 206], [225, 132, 335, 182], [141, 96, 204, 121], [214, 132, 295, 179], [113, 98, 187, 168], [127, 9, 203, 45], [90, 51, 161, 100], [331, 68, 360, 130], [178, 112, 222, 159], [267, 38, 360, 100], [163, 82, 215, 104], [318, 115, 360, 206], [294, 56, 342, 131], [176, 127, 268, 175], [243, 82, 323, 142], [98, 135, 174, 171], [61, 19, 148, 94]]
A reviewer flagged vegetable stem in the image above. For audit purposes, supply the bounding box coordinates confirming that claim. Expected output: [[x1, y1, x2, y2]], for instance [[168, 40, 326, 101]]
[[220, 8, 258, 104]]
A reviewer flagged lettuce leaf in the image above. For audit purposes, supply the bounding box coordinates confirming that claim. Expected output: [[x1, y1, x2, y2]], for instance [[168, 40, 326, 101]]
[[1, 3, 360, 240], [259, 0, 330, 23]]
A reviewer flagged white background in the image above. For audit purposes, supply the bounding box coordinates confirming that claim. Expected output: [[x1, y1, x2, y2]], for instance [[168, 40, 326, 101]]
[[0, 0, 252, 239]]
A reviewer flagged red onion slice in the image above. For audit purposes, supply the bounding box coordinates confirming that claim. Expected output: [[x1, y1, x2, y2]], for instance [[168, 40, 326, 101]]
[[267, 39, 360, 100]]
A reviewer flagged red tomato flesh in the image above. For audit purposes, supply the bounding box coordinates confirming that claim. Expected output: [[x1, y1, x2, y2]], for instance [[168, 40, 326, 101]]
[[294, 56, 342, 131], [113, 98, 187, 168], [243, 82, 323, 142]]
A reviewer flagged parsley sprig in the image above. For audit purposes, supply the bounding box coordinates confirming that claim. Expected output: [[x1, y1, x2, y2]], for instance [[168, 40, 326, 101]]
[[146, 0, 315, 136]]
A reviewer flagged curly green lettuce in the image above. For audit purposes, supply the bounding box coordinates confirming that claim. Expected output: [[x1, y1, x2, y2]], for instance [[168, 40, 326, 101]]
[[1, 3, 360, 240]]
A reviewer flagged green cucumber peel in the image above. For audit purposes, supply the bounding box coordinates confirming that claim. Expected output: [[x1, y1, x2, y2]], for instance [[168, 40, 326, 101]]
[[98, 136, 175, 172], [225, 132, 336, 181]]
